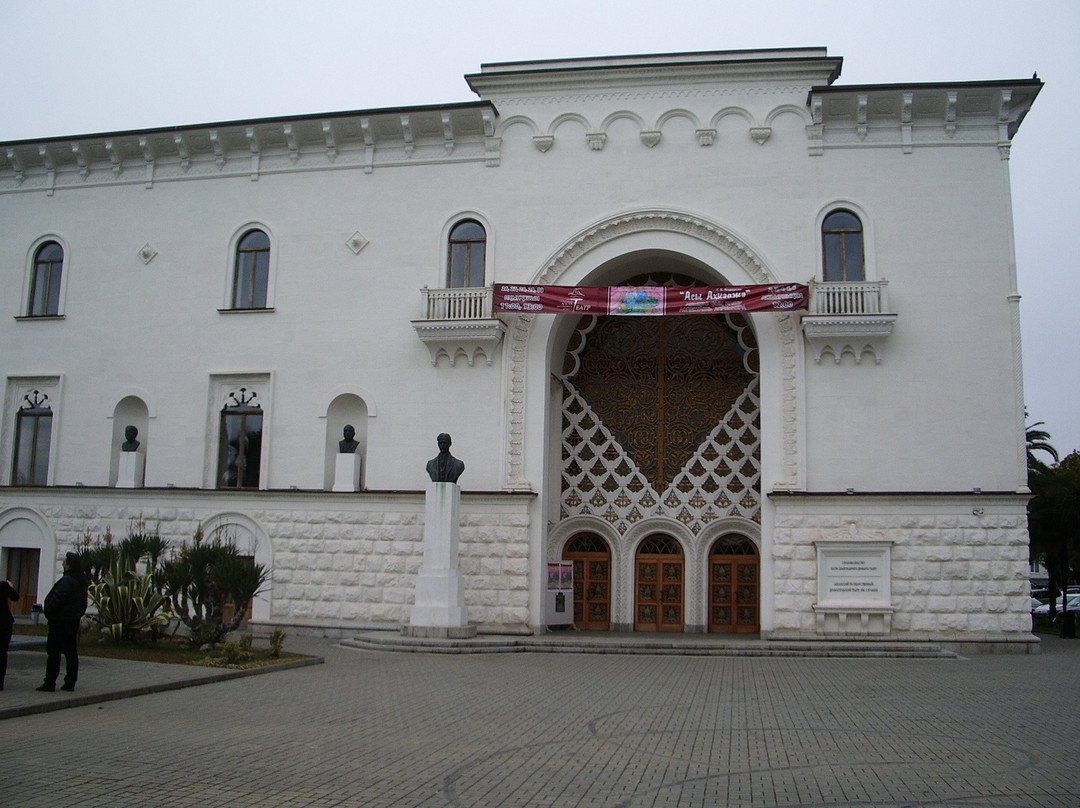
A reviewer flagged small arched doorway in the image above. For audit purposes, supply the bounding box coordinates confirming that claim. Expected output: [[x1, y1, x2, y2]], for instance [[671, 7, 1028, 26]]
[[562, 532, 611, 630], [708, 533, 759, 633], [635, 533, 684, 632]]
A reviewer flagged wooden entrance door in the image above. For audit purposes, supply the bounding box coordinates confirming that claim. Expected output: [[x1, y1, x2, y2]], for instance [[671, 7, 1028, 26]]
[[635, 534, 684, 632], [4, 547, 40, 615], [563, 533, 610, 630], [708, 534, 759, 633]]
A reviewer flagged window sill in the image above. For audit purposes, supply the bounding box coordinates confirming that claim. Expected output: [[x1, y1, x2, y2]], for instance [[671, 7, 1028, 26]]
[[14, 314, 65, 322], [217, 307, 275, 314]]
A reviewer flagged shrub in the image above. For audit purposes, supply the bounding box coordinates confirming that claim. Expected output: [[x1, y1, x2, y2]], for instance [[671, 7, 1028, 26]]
[[269, 628, 286, 658], [156, 528, 269, 647]]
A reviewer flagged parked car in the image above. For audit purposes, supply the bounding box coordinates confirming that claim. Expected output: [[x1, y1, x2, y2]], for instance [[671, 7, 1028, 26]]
[[1033, 595, 1080, 616], [1031, 597, 1045, 612]]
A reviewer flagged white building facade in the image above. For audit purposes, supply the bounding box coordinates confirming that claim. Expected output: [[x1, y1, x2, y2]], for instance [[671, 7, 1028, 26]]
[[0, 49, 1041, 649]]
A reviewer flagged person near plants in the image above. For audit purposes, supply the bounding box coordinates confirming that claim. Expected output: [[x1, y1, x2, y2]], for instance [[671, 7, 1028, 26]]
[[37, 552, 89, 693], [1, 577, 18, 690]]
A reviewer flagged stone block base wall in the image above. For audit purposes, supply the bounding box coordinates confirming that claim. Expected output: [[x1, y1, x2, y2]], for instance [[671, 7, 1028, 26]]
[[0, 488, 533, 634], [770, 493, 1033, 640]]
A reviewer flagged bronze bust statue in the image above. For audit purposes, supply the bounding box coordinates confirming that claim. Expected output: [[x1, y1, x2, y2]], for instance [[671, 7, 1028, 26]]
[[426, 433, 464, 483], [338, 425, 359, 454], [121, 425, 140, 452]]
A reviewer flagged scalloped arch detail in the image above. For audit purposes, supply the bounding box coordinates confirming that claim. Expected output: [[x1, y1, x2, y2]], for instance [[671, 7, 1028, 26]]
[[501, 209, 802, 492]]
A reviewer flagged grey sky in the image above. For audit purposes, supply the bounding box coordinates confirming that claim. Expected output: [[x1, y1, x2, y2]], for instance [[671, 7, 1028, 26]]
[[2, 0, 1076, 459]]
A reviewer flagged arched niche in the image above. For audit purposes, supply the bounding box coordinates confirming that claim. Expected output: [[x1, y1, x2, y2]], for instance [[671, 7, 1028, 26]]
[[109, 395, 149, 486], [324, 393, 368, 490]]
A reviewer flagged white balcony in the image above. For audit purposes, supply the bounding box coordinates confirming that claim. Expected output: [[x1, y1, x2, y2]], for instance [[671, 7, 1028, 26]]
[[411, 286, 506, 367], [801, 280, 897, 365]]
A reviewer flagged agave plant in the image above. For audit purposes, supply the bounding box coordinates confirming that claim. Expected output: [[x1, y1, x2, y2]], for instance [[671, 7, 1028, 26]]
[[89, 556, 171, 642]]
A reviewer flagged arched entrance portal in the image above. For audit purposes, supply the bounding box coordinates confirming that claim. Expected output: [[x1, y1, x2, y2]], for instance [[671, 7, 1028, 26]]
[[557, 270, 761, 631], [635, 534, 684, 631], [708, 534, 759, 633], [562, 532, 611, 630]]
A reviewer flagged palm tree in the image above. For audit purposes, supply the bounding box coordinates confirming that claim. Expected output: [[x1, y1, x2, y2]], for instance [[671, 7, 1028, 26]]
[[1026, 413, 1060, 473]]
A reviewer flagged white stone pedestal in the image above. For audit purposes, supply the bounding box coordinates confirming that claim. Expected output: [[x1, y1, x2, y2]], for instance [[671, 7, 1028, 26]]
[[116, 451, 145, 488], [332, 453, 361, 492], [404, 481, 475, 639]]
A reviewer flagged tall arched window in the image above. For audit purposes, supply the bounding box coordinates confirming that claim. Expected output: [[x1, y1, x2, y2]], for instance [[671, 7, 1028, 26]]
[[217, 389, 262, 489], [447, 220, 486, 288], [821, 210, 864, 282], [232, 230, 271, 309], [12, 390, 52, 486], [28, 241, 64, 316]]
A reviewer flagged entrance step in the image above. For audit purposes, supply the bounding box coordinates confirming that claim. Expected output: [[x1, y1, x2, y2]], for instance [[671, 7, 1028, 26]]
[[341, 631, 958, 658]]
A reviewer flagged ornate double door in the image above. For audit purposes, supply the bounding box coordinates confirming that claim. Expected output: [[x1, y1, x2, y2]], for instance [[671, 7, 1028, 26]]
[[708, 535, 759, 633], [563, 533, 611, 630], [635, 534, 684, 632]]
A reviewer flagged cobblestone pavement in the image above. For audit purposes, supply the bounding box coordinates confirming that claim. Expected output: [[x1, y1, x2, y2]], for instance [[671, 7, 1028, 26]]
[[2, 634, 1077, 807]]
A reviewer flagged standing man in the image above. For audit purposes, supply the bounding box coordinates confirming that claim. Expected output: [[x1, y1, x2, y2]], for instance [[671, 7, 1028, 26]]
[[37, 552, 88, 693], [1, 577, 17, 690]]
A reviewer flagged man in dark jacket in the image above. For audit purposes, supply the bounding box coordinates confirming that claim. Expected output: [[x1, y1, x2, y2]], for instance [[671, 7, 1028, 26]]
[[37, 552, 88, 692], [1, 576, 18, 690]]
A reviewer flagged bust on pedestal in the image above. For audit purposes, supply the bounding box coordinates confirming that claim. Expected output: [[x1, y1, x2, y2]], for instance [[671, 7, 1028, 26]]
[[405, 433, 475, 638], [332, 424, 362, 492], [116, 425, 144, 488]]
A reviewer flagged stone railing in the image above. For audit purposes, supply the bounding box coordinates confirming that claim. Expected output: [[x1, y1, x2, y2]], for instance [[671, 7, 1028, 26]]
[[809, 280, 889, 315], [412, 286, 505, 366], [418, 286, 493, 320], [802, 280, 896, 364]]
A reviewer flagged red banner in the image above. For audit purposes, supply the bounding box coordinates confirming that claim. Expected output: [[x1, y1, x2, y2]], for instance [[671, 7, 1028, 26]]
[[493, 283, 808, 315]]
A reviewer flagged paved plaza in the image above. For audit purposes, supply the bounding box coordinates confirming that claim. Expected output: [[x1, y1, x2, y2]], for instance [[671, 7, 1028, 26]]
[[2, 633, 1077, 807]]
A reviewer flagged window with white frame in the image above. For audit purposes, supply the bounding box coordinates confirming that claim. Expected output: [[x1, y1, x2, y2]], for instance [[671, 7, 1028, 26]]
[[27, 241, 64, 316], [447, 220, 486, 288], [11, 389, 52, 486], [231, 229, 271, 309], [217, 388, 263, 489], [821, 210, 865, 282]]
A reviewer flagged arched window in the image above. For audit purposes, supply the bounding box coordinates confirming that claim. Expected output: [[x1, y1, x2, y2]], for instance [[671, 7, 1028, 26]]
[[447, 220, 486, 288], [28, 241, 64, 316], [821, 210, 864, 282], [232, 230, 271, 309]]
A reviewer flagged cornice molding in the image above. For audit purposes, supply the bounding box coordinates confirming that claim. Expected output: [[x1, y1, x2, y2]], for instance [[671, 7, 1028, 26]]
[[808, 82, 1040, 155], [0, 104, 497, 191]]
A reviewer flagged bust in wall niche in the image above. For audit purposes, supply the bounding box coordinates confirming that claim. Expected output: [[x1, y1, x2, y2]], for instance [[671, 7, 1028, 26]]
[[338, 425, 359, 454], [121, 425, 140, 452]]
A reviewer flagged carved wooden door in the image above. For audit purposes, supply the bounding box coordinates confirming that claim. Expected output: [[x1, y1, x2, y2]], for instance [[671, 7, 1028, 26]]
[[635, 534, 684, 632], [563, 533, 611, 630], [708, 535, 759, 633], [5, 547, 39, 615]]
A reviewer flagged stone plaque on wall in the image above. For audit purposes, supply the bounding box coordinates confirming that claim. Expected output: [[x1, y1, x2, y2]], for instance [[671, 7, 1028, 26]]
[[815, 542, 891, 608]]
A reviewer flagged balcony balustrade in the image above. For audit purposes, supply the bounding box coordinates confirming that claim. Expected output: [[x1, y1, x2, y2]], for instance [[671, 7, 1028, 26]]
[[419, 286, 493, 320], [802, 280, 896, 364], [411, 286, 505, 367]]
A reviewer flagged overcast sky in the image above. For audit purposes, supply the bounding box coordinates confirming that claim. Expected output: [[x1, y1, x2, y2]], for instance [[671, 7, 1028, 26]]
[[2, 0, 1077, 459]]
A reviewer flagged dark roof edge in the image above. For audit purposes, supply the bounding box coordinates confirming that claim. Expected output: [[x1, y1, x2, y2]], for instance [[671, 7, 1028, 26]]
[[468, 54, 838, 84], [477, 46, 833, 72], [811, 78, 1043, 95], [0, 100, 496, 149]]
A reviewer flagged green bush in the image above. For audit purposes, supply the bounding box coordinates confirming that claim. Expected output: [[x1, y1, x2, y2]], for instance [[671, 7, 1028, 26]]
[[156, 528, 269, 647], [269, 628, 286, 658]]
